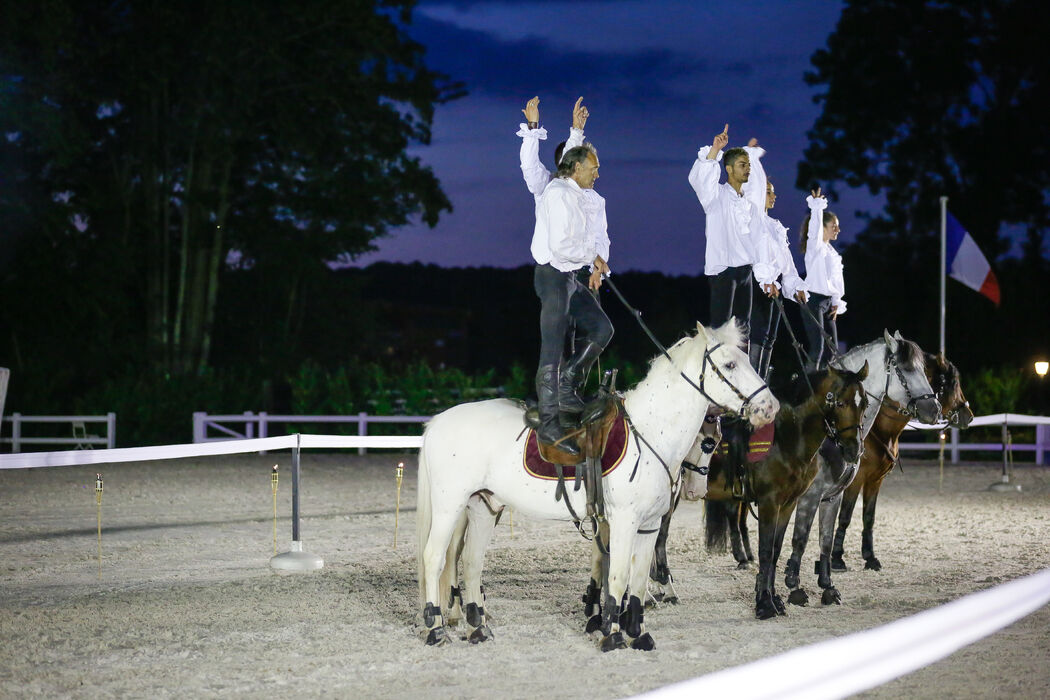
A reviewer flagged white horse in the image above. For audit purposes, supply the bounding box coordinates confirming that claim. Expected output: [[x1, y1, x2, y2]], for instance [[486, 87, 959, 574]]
[[416, 320, 779, 650]]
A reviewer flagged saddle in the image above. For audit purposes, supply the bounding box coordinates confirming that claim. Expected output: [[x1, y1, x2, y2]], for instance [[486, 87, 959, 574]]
[[522, 370, 623, 536]]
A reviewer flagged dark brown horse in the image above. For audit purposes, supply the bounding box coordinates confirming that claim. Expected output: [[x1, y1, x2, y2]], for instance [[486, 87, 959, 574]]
[[699, 364, 869, 619], [830, 352, 973, 571]]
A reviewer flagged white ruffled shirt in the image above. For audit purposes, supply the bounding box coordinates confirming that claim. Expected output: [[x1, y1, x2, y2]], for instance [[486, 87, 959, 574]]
[[804, 195, 847, 315], [688, 146, 776, 284], [519, 124, 610, 270], [741, 146, 808, 302], [531, 177, 602, 272]]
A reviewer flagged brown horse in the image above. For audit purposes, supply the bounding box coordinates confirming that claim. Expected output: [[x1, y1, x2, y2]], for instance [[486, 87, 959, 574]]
[[701, 363, 869, 619], [830, 352, 973, 571]]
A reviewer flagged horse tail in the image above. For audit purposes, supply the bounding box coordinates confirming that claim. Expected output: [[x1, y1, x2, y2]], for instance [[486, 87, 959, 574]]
[[705, 499, 731, 553], [416, 426, 433, 609]]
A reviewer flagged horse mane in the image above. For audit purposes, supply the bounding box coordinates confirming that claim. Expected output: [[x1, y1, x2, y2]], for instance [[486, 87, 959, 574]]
[[894, 337, 925, 373], [771, 369, 829, 407], [924, 351, 962, 402], [637, 319, 745, 392]]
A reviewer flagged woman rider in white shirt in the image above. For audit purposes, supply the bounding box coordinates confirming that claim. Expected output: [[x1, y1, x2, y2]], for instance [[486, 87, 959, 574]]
[[801, 187, 846, 370]]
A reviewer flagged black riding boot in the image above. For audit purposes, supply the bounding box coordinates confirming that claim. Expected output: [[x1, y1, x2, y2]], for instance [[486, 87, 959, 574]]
[[536, 364, 580, 455], [559, 341, 603, 414]]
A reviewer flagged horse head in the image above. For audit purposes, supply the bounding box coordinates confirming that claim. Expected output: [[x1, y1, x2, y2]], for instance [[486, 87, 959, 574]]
[[819, 362, 869, 464], [925, 352, 974, 428], [694, 319, 779, 427], [883, 330, 940, 424]]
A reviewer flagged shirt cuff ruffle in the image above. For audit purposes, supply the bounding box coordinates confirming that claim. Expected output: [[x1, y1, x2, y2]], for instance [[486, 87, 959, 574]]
[[697, 145, 723, 162], [807, 195, 828, 212], [752, 263, 777, 286], [517, 124, 548, 139]]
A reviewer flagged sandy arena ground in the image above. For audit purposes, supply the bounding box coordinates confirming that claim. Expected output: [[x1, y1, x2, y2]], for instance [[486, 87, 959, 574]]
[[1, 453, 1048, 699]]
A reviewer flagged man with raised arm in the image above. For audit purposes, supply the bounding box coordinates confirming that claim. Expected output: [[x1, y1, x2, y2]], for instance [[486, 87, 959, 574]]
[[741, 138, 809, 375], [688, 124, 778, 347], [531, 143, 613, 455]]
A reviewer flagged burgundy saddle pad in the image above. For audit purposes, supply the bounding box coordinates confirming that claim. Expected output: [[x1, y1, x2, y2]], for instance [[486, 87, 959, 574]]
[[523, 416, 630, 480], [715, 420, 775, 463]]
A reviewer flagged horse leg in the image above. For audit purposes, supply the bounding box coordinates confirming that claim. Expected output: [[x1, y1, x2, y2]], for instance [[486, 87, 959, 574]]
[[739, 503, 756, 563], [817, 493, 843, 605], [583, 539, 604, 633], [727, 501, 750, 568], [832, 479, 862, 571], [441, 510, 468, 627], [421, 504, 468, 646], [647, 500, 679, 605], [769, 505, 795, 616], [785, 484, 821, 607], [598, 517, 636, 651], [754, 501, 780, 619], [624, 529, 660, 651], [460, 496, 497, 643], [861, 478, 884, 570]]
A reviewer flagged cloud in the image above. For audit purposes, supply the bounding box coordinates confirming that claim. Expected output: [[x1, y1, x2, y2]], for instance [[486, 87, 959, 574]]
[[409, 13, 710, 106]]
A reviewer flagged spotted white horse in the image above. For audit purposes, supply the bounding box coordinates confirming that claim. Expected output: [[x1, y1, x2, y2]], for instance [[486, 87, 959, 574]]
[[416, 320, 779, 650]]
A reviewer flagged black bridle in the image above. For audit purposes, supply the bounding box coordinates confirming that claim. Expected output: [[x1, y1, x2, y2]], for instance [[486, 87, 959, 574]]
[[773, 296, 862, 452], [604, 277, 769, 417], [882, 348, 938, 420]]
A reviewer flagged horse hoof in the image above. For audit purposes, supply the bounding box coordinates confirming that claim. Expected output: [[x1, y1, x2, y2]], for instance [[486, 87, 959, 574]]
[[864, 557, 882, 571], [425, 627, 450, 646], [784, 561, 800, 589], [585, 614, 603, 634], [755, 593, 778, 620], [468, 625, 494, 644], [736, 560, 750, 570], [788, 589, 809, 607], [662, 594, 679, 606], [821, 587, 842, 606], [831, 557, 847, 571], [600, 632, 627, 652], [772, 594, 787, 616], [631, 633, 656, 651]]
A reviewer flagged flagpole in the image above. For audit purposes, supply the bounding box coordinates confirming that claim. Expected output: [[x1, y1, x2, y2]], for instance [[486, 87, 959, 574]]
[[939, 196, 948, 356]]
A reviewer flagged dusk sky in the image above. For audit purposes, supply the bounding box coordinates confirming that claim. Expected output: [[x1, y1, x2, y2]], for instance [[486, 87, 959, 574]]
[[353, 0, 874, 276]]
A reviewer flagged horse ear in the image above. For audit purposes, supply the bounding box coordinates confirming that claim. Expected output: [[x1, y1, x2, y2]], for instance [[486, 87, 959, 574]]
[[695, 321, 708, 343], [893, 330, 905, 341], [884, 328, 899, 352], [858, 359, 870, 381]]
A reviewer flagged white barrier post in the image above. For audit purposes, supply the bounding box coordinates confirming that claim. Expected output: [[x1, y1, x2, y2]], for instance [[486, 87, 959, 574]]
[[106, 412, 116, 449], [950, 426, 959, 463], [12, 412, 21, 453], [193, 412, 206, 443], [270, 434, 323, 571], [357, 412, 367, 456]]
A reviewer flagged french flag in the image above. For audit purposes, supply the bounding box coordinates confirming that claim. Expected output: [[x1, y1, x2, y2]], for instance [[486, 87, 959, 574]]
[[945, 211, 1000, 306]]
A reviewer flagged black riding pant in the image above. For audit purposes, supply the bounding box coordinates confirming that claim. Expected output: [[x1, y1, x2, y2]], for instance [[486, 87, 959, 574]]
[[708, 265, 753, 338], [534, 264, 613, 367], [803, 292, 838, 369], [750, 279, 780, 355]]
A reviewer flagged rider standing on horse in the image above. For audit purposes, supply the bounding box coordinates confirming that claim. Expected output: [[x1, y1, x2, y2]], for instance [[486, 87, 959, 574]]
[[688, 124, 778, 348], [741, 139, 809, 376], [801, 187, 846, 370], [527, 100, 612, 456]]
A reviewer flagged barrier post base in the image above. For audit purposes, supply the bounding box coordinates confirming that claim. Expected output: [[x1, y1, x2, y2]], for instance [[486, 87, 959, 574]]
[[270, 540, 324, 571], [988, 476, 1022, 493]]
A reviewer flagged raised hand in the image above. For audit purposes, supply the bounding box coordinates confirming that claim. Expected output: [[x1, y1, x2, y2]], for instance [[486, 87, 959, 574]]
[[811, 186, 825, 200], [572, 96, 589, 130], [747, 137, 758, 148], [712, 123, 729, 151], [523, 96, 540, 125]]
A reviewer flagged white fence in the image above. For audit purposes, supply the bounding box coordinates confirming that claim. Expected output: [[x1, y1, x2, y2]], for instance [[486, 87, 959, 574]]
[[899, 413, 1050, 465], [194, 410, 1050, 463], [1, 413, 116, 452], [192, 411, 429, 454]]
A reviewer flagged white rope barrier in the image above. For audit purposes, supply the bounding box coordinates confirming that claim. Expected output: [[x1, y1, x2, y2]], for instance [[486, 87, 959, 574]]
[[0, 434, 422, 470], [634, 567, 1050, 700]]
